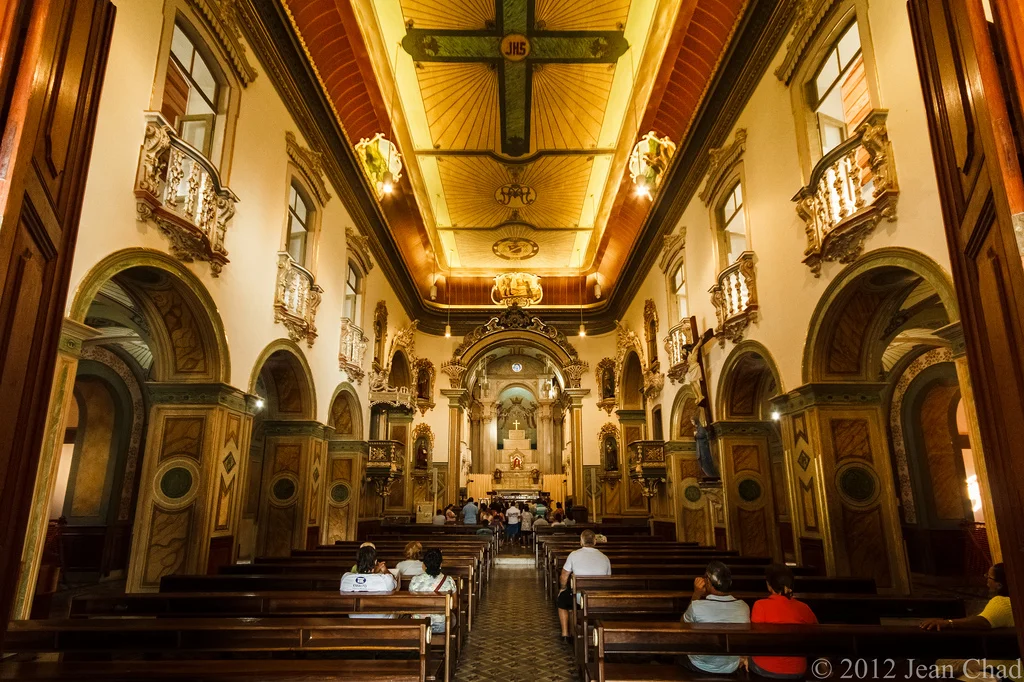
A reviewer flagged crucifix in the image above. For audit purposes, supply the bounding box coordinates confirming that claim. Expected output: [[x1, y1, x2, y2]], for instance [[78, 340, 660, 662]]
[[512, 419, 521, 430], [401, 0, 630, 157]]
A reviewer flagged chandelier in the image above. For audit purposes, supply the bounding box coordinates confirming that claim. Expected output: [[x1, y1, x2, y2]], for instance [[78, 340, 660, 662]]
[[629, 131, 676, 199]]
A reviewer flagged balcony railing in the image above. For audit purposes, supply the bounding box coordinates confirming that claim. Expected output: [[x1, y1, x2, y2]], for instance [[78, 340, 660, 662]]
[[664, 316, 697, 383], [338, 318, 367, 384], [709, 252, 758, 345], [135, 113, 237, 276], [274, 253, 323, 347], [793, 109, 899, 276]]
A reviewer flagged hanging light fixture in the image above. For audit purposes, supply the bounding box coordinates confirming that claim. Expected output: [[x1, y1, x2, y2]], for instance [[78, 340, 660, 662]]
[[445, 249, 453, 338], [578, 249, 586, 337]]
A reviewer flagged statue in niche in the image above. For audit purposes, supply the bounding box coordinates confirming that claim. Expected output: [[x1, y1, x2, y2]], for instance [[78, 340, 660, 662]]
[[416, 368, 430, 400], [460, 443, 472, 486], [692, 414, 718, 479], [603, 436, 619, 471], [415, 438, 429, 470], [601, 366, 615, 399]]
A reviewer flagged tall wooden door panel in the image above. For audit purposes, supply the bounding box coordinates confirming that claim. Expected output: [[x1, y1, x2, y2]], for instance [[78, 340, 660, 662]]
[[0, 0, 114, 641], [909, 0, 1024, 648]]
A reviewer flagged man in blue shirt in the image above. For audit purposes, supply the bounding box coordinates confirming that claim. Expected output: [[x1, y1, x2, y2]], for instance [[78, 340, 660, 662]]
[[681, 560, 750, 674], [462, 498, 478, 525]]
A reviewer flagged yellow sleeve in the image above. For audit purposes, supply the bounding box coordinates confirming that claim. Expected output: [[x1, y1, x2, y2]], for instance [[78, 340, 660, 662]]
[[979, 596, 1015, 628]]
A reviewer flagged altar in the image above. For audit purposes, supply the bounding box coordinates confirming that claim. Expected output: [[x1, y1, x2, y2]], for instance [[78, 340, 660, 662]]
[[494, 427, 541, 491]]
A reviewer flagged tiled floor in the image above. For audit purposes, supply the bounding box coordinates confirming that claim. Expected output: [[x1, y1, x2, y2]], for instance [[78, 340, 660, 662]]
[[456, 565, 580, 682]]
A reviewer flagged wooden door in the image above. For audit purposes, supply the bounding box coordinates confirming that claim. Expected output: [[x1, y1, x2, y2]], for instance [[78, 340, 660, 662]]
[[0, 0, 114, 639], [909, 0, 1024, 647]]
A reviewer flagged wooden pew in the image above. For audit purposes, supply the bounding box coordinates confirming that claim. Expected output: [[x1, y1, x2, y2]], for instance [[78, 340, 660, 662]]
[[589, 621, 1020, 682], [4, 618, 442, 682], [282, 548, 490, 590], [571, 574, 876, 596], [0, 660, 427, 681], [67, 592, 459, 681], [159, 573, 474, 632], [573, 591, 968, 675]]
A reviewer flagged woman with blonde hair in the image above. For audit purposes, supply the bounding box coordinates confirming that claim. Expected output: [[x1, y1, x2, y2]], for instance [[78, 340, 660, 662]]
[[395, 541, 425, 577]]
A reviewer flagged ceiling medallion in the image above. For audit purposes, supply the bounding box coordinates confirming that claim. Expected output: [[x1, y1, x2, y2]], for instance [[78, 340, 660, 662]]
[[500, 34, 531, 62], [493, 236, 539, 261], [629, 131, 676, 199], [495, 182, 537, 207], [492, 272, 543, 307]]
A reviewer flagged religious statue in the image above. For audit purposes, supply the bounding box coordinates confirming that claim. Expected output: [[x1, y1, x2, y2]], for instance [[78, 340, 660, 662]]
[[493, 468, 503, 483], [693, 415, 718, 479], [601, 366, 615, 399], [415, 439, 429, 470], [416, 367, 430, 400], [460, 443, 472, 487], [603, 436, 619, 471]]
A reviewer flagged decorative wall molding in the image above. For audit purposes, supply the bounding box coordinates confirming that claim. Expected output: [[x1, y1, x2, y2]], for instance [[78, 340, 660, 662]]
[[285, 131, 330, 206], [699, 128, 747, 206], [345, 226, 374, 275], [146, 381, 251, 412], [453, 304, 582, 362], [658, 232, 686, 273], [770, 382, 888, 413], [774, 0, 841, 84], [440, 360, 468, 389], [187, 0, 259, 86]]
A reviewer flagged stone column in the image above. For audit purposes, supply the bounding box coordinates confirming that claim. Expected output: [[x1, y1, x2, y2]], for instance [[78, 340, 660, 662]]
[[480, 401, 496, 473], [771, 384, 909, 593], [713, 421, 782, 561], [257, 420, 327, 555], [536, 400, 554, 473], [565, 388, 589, 500], [12, 320, 100, 619], [127, 383, 255, 592], [442, 389, 467, 505]]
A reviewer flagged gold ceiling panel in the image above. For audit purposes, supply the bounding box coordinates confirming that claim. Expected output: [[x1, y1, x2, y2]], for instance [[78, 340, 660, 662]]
[[416, 63, 500, 151], [400, 0, 495, 30], [535, 0, 633, 31], [436, 154, 596, 229], [532, 63, 615, 150], [445, 224, 585, 270]]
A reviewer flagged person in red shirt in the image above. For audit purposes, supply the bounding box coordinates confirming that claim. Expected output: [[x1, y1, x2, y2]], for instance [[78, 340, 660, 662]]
[[746, 564, 818, 679]]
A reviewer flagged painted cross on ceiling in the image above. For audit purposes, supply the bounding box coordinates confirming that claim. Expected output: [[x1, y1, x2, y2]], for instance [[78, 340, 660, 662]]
[[401, 0, 630, 157]]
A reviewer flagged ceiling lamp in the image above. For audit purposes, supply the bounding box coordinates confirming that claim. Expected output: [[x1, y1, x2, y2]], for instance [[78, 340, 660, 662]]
[[577, 249, 586, 337], [445, 249, 453, 338], [355, 133, 403, 200], [629, 131, 676, 200]]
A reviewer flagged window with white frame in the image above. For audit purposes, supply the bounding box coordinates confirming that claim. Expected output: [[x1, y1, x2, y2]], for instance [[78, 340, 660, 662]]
[[672, 265, 688, 322], [810, 20, 866, 155], [286, 182, 313, 267], [719, 182, 748, 266], [164, 22, 221, 157], [344, 262, 362, 322]]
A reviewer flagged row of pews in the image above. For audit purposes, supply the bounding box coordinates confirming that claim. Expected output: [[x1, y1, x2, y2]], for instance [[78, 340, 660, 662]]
[[2, 530, 494, 681], [536, 533, 1021, 681]]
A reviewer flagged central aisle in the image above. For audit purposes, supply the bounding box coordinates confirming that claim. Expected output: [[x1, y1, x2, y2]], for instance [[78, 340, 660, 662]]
[[456, 564, 580, 682]]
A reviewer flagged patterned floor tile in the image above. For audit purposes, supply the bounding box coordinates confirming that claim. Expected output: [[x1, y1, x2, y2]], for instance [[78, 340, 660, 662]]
[[456, 566, 580, 681]]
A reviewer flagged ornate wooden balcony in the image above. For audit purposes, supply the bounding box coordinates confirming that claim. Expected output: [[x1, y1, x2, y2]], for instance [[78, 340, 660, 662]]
[[793, 109, 899, 276], [135, 113, 237, 276], [664, 316, 697, 384], [274, 253, 323, 347], [338, 318, 367, 384], [709, 252, 758, 345]]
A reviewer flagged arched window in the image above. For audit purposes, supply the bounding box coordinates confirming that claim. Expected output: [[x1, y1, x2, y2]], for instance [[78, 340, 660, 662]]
[[286, 182, 313, 267], [810, 20, 866, 154], [718, 181, 748, 266], [672, 265, 688, 321], [162, 21, 223, 157], [344, 261, 362, 322]]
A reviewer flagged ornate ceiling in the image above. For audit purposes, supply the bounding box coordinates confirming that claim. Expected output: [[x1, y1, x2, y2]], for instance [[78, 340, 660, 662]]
[[273, 0, 772, 321]]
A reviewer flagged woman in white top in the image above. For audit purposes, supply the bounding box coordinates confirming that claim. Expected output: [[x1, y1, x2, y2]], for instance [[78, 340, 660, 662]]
[[408, 548, 457, 634], [394, 541, 425, 577]]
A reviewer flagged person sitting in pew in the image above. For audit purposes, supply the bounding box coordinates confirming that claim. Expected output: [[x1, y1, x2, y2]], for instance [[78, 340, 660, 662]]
[[745, 563, 818, 680], [681, 560, 750, 675], [558, 530, 611, 644], [921, 563, 1012, 632], [341, 545, 398, 594], [533, 513, 550, 530], [433, 508, 447, 525], [395, 541, 425, 577], [409, 548, 458, 635]]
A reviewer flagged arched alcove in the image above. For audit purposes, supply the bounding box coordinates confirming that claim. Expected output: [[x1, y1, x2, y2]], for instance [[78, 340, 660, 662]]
[[328, 384, 363, 440], [620, 352, 645, 411]]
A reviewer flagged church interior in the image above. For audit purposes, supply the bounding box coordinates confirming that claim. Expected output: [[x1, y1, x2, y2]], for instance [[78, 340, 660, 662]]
[[1, 0, 1024, 679]]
